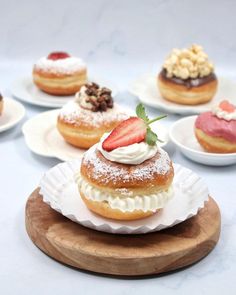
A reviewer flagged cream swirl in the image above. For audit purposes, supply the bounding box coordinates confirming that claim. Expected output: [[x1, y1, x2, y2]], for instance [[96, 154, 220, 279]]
[[75, 86, 93, 110], [212, 106, 236, 121], [98, 134, 158, 165]]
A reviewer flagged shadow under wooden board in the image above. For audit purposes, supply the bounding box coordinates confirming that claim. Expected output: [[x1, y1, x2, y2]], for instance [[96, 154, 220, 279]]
[[25, 188, 221, 276]]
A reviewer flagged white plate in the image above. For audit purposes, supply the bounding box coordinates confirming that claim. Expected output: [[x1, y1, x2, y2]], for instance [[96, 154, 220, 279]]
[[39, 160, 209, 234], [129, 74, 236, 115], [22, 108, 169, 161], [11, 76, 119, 108], [169, 116, 236, 166], [0, 98, 25, 132], [22, 109, 85, 161]]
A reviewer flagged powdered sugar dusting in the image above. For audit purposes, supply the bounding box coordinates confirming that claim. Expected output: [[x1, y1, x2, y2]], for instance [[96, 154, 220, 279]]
[[82, 145, 172, 185], [34, 56, 86, 75], [59, 101, 129, 127]]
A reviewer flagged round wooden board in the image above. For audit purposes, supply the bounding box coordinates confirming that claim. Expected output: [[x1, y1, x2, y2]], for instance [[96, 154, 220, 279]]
[[25, 189, 221, 276]]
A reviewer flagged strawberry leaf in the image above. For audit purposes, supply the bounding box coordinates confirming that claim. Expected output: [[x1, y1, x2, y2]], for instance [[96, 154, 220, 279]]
[[136, 103, 149, 123], [145, 127, 157, 145], [146, 127, 164, 145]]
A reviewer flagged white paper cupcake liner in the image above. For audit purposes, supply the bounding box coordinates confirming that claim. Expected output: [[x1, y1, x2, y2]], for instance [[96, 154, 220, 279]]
[[39, 160, 209, 234]]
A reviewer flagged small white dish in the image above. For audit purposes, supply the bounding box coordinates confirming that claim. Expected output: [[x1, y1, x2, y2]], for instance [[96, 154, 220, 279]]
[[39, 160, 209, 234], [0, 98, 25, 132], [169, 116, 236, 166], [129, 74, 236, 115], [11, 76, 119, 108], [22, 108, 169, 162]]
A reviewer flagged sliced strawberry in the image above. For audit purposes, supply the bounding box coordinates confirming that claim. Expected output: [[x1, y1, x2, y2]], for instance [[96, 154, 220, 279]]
[[219, 100, 236, 113], [102, 117, 146, 152], [47, 51, 70, 60]]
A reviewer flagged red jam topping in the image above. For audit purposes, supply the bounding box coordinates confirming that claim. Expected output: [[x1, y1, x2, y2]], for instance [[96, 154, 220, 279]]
[[47, 51, 70, 60]]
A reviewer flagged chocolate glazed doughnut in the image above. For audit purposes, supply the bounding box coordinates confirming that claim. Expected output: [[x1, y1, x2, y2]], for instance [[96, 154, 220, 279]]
[[158, 69, 218, 105], [158, 44, 218, 105]]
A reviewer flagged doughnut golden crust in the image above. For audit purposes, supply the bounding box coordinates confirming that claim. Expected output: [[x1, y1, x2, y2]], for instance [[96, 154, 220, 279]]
[[80, 192, 155, 220], [81, 148, 174, 190], [158, 73, 218, 105], [0, 99, 3, 115], [57, 116, 122, 149], [33, 68, 87, 96], [195, 128, 236, 153]]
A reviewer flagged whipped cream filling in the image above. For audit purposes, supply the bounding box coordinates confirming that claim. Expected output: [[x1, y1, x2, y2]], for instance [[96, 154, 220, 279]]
[[76, 174, 173, 212], [34, 56, 86, 74], [97, 134, 158, 165], [75, 86, 93, 110], [212, 106, 236, 121]]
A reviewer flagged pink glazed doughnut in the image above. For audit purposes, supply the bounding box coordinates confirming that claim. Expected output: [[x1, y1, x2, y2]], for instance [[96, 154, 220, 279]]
[[195, 100, 236, 153]]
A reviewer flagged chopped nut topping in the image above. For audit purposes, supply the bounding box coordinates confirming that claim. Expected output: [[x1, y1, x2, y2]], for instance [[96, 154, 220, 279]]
[[76, 82, 113, 112], [163, 44, 214, 80]]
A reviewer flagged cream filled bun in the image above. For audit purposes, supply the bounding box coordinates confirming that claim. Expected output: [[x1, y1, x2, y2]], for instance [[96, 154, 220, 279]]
[[57, 82, 129, 149], [75, 104, 174, 221], [33, 51, 87, 95]]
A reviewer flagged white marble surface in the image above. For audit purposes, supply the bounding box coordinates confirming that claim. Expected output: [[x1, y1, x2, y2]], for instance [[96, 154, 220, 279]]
[[0, 1, 236, 294]]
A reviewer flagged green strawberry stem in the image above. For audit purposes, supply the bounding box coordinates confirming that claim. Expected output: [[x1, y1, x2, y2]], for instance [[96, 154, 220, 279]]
[[136, 103, 167, 145], [147, 115, 167, 125]]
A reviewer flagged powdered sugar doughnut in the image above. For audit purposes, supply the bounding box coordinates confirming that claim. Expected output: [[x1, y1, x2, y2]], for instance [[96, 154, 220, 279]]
[[57, 83, 129, 149], [33, 52, 87, 96]]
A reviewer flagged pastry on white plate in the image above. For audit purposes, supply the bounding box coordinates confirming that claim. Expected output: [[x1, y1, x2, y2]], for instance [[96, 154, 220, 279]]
[[76, 104, 174, 220], [33, 51, 87, 95], [57, 82, 129, 149]]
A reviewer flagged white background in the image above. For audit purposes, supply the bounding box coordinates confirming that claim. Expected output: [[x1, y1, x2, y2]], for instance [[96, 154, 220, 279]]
[[0, 0, 236, 294]]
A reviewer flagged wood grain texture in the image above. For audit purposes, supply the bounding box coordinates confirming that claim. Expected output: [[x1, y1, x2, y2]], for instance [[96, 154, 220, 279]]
[[25, 189, 221, 276]]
